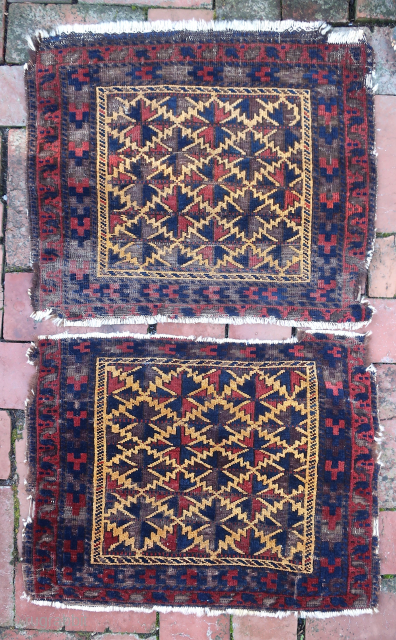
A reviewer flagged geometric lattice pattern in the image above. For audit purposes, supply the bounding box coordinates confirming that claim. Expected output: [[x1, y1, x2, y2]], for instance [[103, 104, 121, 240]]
[[93, 358, 319, 572], [97, 87, 313, 281]]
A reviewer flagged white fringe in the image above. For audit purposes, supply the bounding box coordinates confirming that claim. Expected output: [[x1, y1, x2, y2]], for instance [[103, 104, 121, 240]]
[[19, 593, 377, 618], [30, 309, 373, 331], [304, 328, 370, 338], [299, 607, 378, 619], [19, 594, 293, 617], [27, 19, 370, 47], [35, 330, 297, 345], [35, 19, 330, 40], [327, 27, 366, 44]]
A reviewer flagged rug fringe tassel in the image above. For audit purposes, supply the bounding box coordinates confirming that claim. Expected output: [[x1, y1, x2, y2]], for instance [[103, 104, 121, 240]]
[[30, 309, 373, 331], [29, 19, 366, 45], [18, 593, 377, 618], [34, 19, 332, 40], [34, 329, 298, 345]]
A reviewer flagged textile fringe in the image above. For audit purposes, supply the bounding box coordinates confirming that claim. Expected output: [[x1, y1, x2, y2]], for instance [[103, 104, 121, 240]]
[[33, 19, 331, 40], [19, 593, 378, 618], [18, 593, 378, 618], [19, 593, 294, 617], [26, 20, 369, 47], [35, 330, 297, 345], [30, 309, 373, 330]]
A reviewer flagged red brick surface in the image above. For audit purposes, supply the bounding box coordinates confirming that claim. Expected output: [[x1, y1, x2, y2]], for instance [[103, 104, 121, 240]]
[[379, 425, 396, 510], [228, 323, 292, 341], [0, 342, 32, 409], [80, 0, 211, 5], [148, 8, 214, 20], [159, 613, 229, 640], [306, 592, 396, 639], [365, 299, 396, 363], [232, 614, 297, 639], [6, 128, 30, 268], [369, 236, 396, 297], [0, 410, 11, 479], [0, 202, 4, 238], [380, 511, 396, 575], [0, 634, 79, 640], [376, 365, 396, 421], [375, 96, 396, 233], [0, 486, 15, 626], [3, 272, 149, 340], [156, 322, 225, 338], [15, 426, 30, 557], [0, 66, 26, 123]]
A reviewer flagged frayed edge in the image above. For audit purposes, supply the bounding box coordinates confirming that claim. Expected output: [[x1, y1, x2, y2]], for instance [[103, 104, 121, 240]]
[[327, 27, 366, 44], [34, 19, 330, 40], [31, 309, 373, 331], [19, 595, 292, 617], [304, 328, 370, 338], [36, 330, 298, 345], [299, 607, 378, 619], [19, 594, 377, 618]]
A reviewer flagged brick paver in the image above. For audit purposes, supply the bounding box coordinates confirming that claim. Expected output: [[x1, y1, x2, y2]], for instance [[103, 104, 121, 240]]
[[0, 410, 11, 479], [159, 613, 229, 640], [0, 634, 80, 640], [0, 66, 26, 124], [6, 129, 30, 268], [368, 29, 396, 96], [148, 8, 214, 21], [356, 0, 396, 20], [306, 592, 396, 638], [365, 299, 396, 363], [80, 0, 210, 6], [0, 486, 15, 626], [282, 0, 348, 22], [379, 422, 396, 508], [228, 323, 292, 341], [15, 426, 30, 557], [0, 202, 4, 238], [3, 272, 149, 340], [156, 322, 225, 338], [380, 511, 396, 575], [15, 560, 157, 632], [232, 614, 297, 640], [216, 0, 281, 20], [95, 635, 156, 640], [369, 236, 396, 297], [6, 4, 145, 64], [375, 96, 396, 232], [376, 365, 396, 421], [0, 342, 33, 409]]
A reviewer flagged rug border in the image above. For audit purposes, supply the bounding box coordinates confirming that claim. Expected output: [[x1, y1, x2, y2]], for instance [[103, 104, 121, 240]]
[[21, 330, 380, 616], [26, 22, 376, 329]]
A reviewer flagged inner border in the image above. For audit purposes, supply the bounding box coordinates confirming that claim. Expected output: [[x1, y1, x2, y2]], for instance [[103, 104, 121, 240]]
[[92, 357, 319, 572], [96, 86, 313, 282]]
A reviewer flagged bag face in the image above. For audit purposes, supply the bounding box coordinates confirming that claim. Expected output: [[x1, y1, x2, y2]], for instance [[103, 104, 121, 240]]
[[24, 332, 379, 613], [27, 27, 375, 328]]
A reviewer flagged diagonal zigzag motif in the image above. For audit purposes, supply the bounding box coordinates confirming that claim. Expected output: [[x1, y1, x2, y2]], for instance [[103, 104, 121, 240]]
[[97, 87, 313, 281], [92, 358, 319, 572]]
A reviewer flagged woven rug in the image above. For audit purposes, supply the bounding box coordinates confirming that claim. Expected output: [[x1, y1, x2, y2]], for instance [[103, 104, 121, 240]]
[[24, 331, 379, 614], [26, 21, 375, 328]]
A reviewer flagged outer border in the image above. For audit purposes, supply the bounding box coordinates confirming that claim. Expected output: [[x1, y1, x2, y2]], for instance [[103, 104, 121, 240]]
[[22, 331, 380, 616], [25, 22, 376, 329]]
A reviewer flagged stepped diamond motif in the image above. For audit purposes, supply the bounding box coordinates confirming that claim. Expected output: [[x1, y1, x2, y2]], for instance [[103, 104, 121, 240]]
[[93, 357, 319, 572], [97, 87, 313, 282]]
